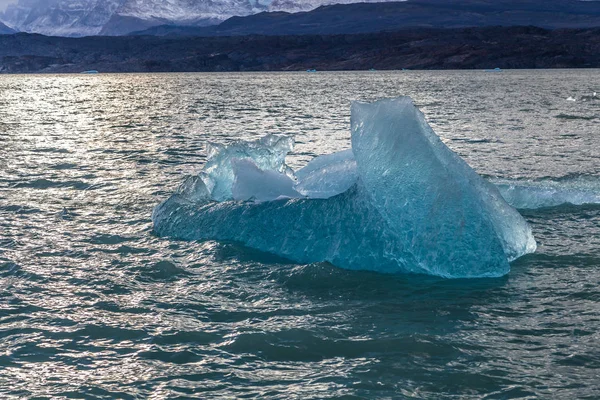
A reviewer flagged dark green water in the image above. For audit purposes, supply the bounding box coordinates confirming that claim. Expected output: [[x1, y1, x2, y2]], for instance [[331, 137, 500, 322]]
[[0, 71, 599, 399]]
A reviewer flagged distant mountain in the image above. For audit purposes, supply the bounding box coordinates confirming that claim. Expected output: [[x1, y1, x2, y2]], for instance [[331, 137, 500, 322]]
[[0, 0, 396, 37], [0, 21, 15, 34], [131, 0, 600, 37], [97, 0, 270, 35], [0, 0, 123, 37]]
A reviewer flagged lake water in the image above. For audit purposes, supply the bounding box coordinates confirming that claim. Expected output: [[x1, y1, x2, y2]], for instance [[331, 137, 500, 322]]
[[1, 70, 599, 398]]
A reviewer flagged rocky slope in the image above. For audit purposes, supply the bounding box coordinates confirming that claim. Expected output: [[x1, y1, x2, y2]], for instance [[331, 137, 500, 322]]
[[1, 26, 599, 73]]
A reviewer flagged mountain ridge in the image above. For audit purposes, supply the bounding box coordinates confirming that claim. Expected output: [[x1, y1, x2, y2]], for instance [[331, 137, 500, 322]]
[[3, 0, 600, 37], [0, 0, 394, 37], [129, 0, 600, 37], [0, 21, 15, 34]]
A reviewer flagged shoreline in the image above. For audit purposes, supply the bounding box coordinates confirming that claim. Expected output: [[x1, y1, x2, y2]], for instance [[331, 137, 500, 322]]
[[1, 26, 600, 74]]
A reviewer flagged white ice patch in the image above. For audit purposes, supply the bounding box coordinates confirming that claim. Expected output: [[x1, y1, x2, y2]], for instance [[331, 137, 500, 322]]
[[232, 158, 303, 202]]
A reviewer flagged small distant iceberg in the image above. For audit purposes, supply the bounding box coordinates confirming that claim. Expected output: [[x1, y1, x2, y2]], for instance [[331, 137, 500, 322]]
[[569, 92, 598, 102], [80, 70, 99, 74], [153, 97, 539, 278], [306, 69, 317, 73], [485, 67, 502, 72]]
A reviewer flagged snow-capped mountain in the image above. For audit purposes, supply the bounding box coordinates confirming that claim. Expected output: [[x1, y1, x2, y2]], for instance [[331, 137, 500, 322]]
[[269, 0, 391, 13], [0, 0, 394, 37], [0, 20, 14, 34], [1, 0, 122, 36]]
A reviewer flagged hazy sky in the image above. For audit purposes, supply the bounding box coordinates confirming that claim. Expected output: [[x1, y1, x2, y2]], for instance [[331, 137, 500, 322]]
[[0, 0, 16, 12]]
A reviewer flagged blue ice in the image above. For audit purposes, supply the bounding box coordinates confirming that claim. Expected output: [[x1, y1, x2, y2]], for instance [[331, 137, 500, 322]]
[[153, 97, 537, 278]]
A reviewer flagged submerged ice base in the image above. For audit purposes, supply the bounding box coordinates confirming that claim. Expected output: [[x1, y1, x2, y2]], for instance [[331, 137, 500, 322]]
[[153, 97, 538, 278]]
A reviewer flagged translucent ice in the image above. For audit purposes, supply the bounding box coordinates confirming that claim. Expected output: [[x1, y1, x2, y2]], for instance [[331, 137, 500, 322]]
[[349, 98, 535, 275], [201, 134, 294, 202], [153, 97, 537, 278], [232, 158, 303, 202], [294, 149, 358, 199], [492, 177, 600, 209]]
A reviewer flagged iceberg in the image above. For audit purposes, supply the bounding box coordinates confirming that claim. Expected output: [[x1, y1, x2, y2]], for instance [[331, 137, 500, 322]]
[[153, 97, 537, 278]]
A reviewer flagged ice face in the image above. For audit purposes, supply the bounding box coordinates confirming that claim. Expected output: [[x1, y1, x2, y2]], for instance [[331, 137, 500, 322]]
[[350, 98, 536, 275], [153, 97, 538, 278]]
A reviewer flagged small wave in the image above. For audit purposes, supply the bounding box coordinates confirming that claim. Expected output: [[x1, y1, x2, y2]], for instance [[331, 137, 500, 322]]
[[86, 233, 132, 245], [30, 147, 71, 154], [137, 349, 201, 364], [0, 204, 42, 214], [213, 242, 295, 265], [150, 330, 221, 346], [50, 163, 77, 170], [555, 114, 596, 121], [96, 245, 151, 255], [556, 353, 600, 368], [451, 137, 495, 144], [133, 260, 189, 282], [62, 324, 147, 342], [220, 329, 456, 362], [0, 262, 22, 277], [11, 179, 95, 190], [0, 262, 45, 282]]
